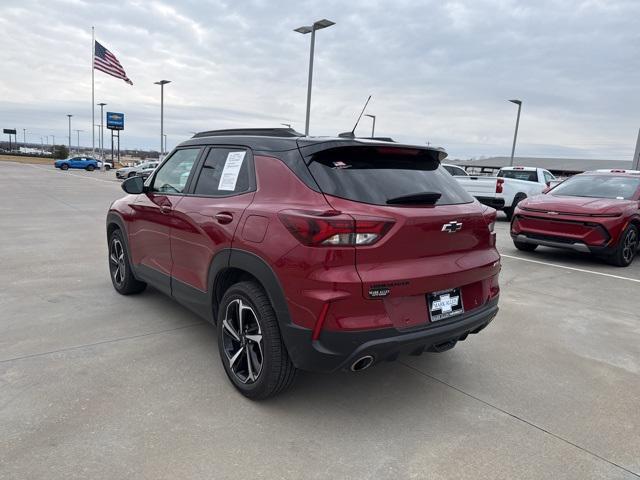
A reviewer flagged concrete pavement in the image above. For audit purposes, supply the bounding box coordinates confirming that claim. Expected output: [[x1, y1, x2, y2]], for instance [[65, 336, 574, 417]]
[[1, 161, 639, 479]]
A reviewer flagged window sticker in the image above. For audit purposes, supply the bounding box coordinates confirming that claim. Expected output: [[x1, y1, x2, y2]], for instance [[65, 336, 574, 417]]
[[218, 151, 246, 191]]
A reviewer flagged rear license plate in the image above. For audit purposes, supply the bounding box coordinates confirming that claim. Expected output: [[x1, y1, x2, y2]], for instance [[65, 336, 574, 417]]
[[428, 288, 464, 322]]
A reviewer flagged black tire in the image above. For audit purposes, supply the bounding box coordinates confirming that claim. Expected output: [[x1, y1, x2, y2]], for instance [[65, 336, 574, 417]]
[[60, 164, 69, 170], [108, 229, 146, 294], [607, 224, 638, 267], [505, 193, 527, 221], [514, 240, 538, 252], [86, 164, 95, 171], [105, 165, 111, 171], [127, 171, 137, 178], [217, 281, 297, 400]]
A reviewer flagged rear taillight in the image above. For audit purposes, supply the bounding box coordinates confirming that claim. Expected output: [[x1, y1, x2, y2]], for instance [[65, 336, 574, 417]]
[[496, 178, 504, 194], [481, 206, 497, 245], [278, 210, 394, 247]]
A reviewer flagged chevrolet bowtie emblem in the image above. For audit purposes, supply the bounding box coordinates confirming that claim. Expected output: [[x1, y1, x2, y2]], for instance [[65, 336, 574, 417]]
[[442, 221, 463, 233]]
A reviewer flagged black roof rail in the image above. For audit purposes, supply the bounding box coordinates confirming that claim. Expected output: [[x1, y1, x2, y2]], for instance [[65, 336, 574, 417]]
[[192, 128, 303, 138]]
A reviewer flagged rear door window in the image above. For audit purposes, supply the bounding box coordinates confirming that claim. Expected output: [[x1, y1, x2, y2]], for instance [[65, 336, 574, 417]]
[[193, 148, 252, 196], [307, 146, 474, 206]]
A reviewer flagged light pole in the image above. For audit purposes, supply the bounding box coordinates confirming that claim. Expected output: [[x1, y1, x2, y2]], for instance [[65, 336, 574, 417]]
[[508, 99, 522, 166], [364, 114, 376, 138], [74, 130, 83, 153], [154, 80, 171, 157], [23, 128, 26, 145], [294, 19, 335, 136], [66, 114, 73, 153], [98, 103, 107, 168], [163, 134, 168, 153]]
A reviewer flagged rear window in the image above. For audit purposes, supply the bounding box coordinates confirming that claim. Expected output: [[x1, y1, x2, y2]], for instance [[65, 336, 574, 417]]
[[307, 147, 474, 206], [551, 175, 640, 200], [498, 169, 538, 182]]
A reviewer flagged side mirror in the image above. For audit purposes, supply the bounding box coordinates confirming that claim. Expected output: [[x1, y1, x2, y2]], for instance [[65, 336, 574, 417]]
[[121, 175, 145, 194]]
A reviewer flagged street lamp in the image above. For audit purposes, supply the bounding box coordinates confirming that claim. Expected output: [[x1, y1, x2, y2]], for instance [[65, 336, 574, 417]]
[[23, 128, 27, 145], [154, 80, 171, 157], [294, 19, 335, 136], [364, 114, 376, 138], [66, 114, 73, 153], [98, 103, 107, 166], [74, 130, 83, 153], [163, 134, 168, 153], [508, 99, 522, 166]]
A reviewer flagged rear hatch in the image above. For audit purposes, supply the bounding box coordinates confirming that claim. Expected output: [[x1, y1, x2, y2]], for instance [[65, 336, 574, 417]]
[[299, 143, 500, 303]]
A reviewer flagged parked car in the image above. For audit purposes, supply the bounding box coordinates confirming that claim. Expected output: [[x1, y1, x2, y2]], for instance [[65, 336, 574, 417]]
[[106, 128, 501, 399], [511, 169, 640, 266], [115, 161, 159, 179], [97, 160, 114, 170], [442, 163, 469, 176], [454, 166, 555, 220], [54, 156, 99, 171], [138, 166, 156, 181]]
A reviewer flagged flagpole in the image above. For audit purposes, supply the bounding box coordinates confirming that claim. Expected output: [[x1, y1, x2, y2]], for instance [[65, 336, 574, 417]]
[[91, 26, 95, 164]]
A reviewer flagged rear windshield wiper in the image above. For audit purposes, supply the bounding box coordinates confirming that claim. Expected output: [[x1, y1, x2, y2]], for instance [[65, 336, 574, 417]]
[[386, 192, 442, 205]]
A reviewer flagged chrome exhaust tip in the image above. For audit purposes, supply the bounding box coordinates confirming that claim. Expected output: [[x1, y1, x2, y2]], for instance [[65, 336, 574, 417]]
[[350, 355, 374, 372]]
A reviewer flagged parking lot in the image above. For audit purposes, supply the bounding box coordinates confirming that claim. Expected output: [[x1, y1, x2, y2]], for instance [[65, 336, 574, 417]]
[[1, 160, 639, 479]]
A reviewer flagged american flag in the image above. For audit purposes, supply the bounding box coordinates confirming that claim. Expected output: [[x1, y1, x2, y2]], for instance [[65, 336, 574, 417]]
[[94, 41, 133, 85]]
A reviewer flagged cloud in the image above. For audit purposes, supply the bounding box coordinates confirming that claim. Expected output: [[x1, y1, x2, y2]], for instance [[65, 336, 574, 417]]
[[0, 0, 638, 159]]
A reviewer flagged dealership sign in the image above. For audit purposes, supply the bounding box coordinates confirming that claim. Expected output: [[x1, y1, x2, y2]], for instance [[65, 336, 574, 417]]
[[106, 112, 124, 130]]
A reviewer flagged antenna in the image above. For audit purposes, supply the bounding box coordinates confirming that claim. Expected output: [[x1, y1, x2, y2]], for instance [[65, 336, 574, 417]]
[[338, 95, 371, 138]]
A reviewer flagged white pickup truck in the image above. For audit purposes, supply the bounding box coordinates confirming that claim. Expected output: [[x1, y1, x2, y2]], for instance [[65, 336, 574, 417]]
[[453, 166, 556, 220]]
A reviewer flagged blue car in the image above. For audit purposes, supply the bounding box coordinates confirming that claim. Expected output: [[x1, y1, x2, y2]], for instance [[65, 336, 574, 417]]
[[54, 156, 99, 171]]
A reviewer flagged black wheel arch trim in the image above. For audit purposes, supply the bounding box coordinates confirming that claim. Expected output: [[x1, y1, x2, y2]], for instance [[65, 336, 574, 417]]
[[106, 211, 141, 282], [208, 248, 293, 327]]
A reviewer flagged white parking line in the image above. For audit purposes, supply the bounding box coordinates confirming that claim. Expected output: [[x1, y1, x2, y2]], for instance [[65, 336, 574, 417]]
[[502, 254, 640, 283]]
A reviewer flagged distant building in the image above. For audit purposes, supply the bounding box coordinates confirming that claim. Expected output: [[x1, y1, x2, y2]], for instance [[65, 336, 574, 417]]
[[449, 156, 633, 177]]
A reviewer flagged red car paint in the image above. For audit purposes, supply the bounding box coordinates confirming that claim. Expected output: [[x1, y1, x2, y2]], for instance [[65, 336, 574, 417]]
[[108, 137, 501, 372]]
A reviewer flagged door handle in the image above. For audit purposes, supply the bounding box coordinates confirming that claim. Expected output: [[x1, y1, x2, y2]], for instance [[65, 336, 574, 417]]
[[160, 205, 172, 214], [215, 212, 234, 224]]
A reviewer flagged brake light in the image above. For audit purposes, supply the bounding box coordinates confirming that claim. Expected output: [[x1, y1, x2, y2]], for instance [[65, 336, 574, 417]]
[[481, 206, 497, 246], [278, 210, 394, 246], [496, 178, 504, 194]]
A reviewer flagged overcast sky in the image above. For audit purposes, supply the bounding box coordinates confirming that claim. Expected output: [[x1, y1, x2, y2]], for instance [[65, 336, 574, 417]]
[[0, 0, 638, 159]]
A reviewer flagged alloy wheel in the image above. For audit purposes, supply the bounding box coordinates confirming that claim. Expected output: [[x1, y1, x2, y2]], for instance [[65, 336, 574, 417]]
[[221, 299, 264, 384], [109, 238, 126, 287], [622, 229, 638, 264]]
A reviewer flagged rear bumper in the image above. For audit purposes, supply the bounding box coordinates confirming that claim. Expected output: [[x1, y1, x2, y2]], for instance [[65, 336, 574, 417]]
[[281, 297, 499, 373], [476, 196, 505, 210]]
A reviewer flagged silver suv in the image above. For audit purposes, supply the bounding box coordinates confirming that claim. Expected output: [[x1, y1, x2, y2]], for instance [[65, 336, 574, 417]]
[[115, 161, 159, 179]]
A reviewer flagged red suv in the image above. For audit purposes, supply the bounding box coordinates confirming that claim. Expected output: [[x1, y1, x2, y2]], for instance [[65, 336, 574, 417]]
[[107, 129, 501, 399], [511, 170, 640, 266]]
